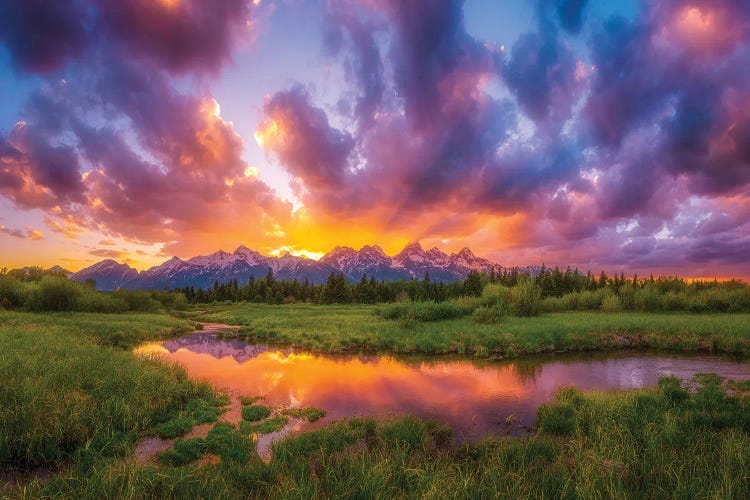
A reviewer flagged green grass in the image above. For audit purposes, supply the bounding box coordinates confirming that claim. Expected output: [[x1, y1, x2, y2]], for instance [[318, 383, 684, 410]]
[[156, 438, 206, 466], [239, 416, 289, 435], [0, 309, 196, 349], [19, 374, 750, 498], [198, 303, 750, 357], [239, 395, 264, 406], [280, 407, 327, 422], [242, 405, 272, 422], [0, 310, 220, 477]]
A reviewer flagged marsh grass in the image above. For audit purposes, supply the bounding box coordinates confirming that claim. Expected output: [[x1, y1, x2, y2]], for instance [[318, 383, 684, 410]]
[[242, 405, 272, 422], [199, 303, 750, 357], [239, 416, 289, 435], [239, 395, 264, 406], [280, 407, 327, 422], [0, 310, 218, 475], [17, 374, 750, 498]]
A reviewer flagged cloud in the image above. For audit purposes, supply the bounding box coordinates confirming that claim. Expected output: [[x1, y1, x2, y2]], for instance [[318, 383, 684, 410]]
[[89, 248, 128, 259], [0, 0, 253, 75], [1, 0, 750, 276], [0, 224, 43, 240], [258, 86, 355, 193], [0, 0, 88, 73]]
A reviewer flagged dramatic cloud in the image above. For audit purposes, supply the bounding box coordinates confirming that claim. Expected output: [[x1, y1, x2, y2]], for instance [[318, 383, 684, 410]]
[[1, 0, 749, 276]]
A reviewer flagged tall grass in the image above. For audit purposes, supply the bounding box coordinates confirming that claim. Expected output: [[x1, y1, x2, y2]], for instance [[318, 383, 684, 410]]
[[20, 374, 750, 498], [0, 311, 219, 475]]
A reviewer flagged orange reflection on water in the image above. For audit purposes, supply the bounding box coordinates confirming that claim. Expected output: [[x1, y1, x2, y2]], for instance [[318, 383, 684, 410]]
[[139, 332, 750, 438]]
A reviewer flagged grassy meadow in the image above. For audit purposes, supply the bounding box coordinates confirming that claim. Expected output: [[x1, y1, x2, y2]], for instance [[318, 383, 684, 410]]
[[2, 283, 750, 497], [12, 372, 750, 498], [199, 303, 750, 357], [0, 310, 227, 495]]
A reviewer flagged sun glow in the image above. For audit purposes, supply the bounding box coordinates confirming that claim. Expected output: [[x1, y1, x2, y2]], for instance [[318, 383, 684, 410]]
[[254, 120, 282, 148]]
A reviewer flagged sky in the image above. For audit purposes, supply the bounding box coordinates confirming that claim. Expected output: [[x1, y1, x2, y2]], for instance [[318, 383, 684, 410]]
[[0, 0, 748, 278]]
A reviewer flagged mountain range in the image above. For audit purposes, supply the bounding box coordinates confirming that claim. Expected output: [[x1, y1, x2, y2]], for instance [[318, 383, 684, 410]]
[[63, 242, 523, 291]]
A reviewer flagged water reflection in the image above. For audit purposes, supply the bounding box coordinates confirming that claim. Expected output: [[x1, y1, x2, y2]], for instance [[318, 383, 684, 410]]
[[135, 333, 750, 439]]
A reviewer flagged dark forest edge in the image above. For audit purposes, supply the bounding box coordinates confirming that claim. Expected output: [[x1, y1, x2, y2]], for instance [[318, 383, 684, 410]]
[[3, 264, 750, 316]]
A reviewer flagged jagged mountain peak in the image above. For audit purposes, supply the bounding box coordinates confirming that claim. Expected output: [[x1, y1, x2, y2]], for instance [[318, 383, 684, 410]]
[[455, 247, 475, 257], [71, 242, 511, 291]]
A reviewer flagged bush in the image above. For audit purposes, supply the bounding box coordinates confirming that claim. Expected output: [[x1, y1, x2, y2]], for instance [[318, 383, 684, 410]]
[[472, 304, 509, 324], [450, 296, 482, 314], [510, 280, 542, 317], [376, 301, 464, 322], [662, 291, 689, 311], [635, 287, 663, 312], [600, 294, 622, 313], [412, 301, 463, 321], [619, 286, 637, 310], [27, 276, 81, 311], [111, 290, 161, 313], [374, 303, 410, 320], [479, 283, 512, 307], [0, 276, 30, 309]]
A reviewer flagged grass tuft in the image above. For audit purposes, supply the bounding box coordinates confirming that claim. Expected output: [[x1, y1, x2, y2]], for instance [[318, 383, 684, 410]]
[[280, 407, 327, 422]]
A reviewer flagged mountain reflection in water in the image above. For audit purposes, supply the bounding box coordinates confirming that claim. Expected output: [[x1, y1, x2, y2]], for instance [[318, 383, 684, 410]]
[[135, 333, 750, 439]]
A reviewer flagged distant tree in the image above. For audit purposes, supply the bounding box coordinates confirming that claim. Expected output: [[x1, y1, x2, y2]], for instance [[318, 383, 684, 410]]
[[464, 271, 483, 297]]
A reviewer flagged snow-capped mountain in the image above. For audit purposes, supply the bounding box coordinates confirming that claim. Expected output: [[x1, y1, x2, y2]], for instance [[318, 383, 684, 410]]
[[269, 252, 340, 283], [69, 242, 510, 291], [392, 242, 499, 281], [320, 245, 410, 281], [70, 259, 138, 291]]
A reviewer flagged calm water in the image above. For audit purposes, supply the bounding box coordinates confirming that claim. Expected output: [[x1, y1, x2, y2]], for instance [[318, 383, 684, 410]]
[[135, 330, 750, 439]]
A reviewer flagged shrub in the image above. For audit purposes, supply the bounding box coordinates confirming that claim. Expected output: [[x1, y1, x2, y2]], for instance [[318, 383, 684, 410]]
[[0, 276, 30, 309], [27, 276, 81, 311], [618, 286, 637, 310], [635, 287, 663, 312], [376, 301, 464, 323], [600, 294, 622, 313], [510, 280, 542, 317], [450, 296, 482, 314], [374, 303, 410, 320], [472, 304, 509, 324], [662, 291, 689, 311], [479, 283, 512, 307], [412, 301, 463, 321], [111, 290, 161, 312]]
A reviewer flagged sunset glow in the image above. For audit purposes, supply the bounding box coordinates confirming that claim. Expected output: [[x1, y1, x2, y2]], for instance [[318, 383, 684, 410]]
[[0, 0, 748, 278]]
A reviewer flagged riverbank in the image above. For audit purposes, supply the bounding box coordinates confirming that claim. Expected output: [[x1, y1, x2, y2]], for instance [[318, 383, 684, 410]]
[[197, 303, 750, 357], [3, 309, 750, 498], [17, 367, 750, 498], [0, 310, 225, 494]]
